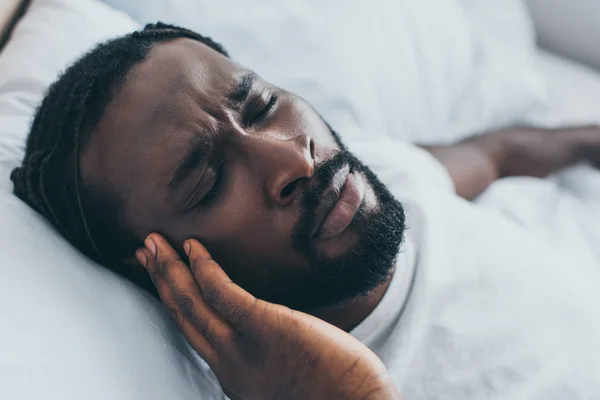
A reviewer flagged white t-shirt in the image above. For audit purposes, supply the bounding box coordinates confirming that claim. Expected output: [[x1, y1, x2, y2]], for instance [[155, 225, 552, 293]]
[[348, 140, 600, 399]]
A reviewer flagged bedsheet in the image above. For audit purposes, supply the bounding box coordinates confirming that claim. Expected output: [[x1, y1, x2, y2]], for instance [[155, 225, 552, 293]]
[[476, 50, 600, 266]]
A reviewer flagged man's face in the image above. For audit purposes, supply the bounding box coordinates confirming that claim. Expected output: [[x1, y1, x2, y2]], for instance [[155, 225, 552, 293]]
[[81, 38, 405, 311]]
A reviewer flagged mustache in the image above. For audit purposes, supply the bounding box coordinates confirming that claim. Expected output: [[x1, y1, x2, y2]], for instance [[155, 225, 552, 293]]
[[290, 151, 359, 254]]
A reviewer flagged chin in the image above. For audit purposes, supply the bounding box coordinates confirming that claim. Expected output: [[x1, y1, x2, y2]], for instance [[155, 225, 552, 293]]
[[316, 228, 360, 260], [245, 145, 406, 311]]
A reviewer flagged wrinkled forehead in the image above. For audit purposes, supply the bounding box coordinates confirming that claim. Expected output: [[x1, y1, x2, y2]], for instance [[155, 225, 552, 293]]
[[79, 38, 242, 202], [105, 37, 244, 146], [128, 37, 240, 101]]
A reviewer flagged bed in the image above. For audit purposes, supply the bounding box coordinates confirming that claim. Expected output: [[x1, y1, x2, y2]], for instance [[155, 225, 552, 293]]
[[1, 1, 600, 399]]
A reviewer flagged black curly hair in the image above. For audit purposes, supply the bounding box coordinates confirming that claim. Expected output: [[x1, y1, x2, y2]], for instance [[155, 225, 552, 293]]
[[10, 23, 228, 286]]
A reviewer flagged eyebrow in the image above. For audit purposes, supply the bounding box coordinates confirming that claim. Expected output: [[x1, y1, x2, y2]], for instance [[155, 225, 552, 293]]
[[228, 72, 257, 105], [168, 72, 256, 190], [169, 134, 212, 190]]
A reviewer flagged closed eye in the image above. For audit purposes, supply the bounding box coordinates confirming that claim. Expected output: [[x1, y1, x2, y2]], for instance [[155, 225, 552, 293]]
[[249, 94, 278, 125], [197, 161, 228, 206], [185, 161, 228, 210]]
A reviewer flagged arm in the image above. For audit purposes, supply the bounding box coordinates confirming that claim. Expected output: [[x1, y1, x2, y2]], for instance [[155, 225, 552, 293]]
[[422, 125, 600, 200]]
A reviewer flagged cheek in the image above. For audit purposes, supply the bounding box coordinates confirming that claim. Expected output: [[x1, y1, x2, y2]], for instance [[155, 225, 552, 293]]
[[177, 191, 308, 275], [197, 196, 292, 261], [123, 184, 173, 242]]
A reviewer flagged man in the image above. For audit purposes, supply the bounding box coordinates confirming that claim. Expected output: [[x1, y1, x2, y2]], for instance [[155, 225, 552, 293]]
[[11, 23, 600, 398]]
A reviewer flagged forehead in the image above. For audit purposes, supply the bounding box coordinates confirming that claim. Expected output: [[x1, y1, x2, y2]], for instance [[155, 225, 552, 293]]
[[130, 37, 239, 98], [80, 38, 243, 206]]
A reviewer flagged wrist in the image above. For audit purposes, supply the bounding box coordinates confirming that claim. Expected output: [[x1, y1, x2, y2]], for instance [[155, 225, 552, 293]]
[[568, 124, 600, 163]]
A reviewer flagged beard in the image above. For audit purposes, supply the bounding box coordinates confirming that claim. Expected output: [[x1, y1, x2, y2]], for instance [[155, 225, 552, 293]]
[[242, 142, 406, 312]]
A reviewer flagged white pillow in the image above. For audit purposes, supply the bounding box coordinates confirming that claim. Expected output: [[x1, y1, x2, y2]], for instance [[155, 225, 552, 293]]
[[0, 1, 220, 399], [101, 0, 546, 143], [0, 0, 133, 187], [446, 0, 548, 140]]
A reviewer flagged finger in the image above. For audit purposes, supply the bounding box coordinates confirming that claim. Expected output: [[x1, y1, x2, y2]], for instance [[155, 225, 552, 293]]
[[137, 249, 220, 367], [137, 248, 218, 367], [140, 238, 233, 353], [146, 234, 235, 345], [185, 239, 258, 328]]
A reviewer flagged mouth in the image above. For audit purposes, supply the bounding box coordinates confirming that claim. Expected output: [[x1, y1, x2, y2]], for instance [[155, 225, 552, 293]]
[[309, 165, 365, 239]]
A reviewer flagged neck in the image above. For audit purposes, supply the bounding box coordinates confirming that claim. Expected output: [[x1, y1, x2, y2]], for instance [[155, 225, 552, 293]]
[[311, 268, 395, 332]]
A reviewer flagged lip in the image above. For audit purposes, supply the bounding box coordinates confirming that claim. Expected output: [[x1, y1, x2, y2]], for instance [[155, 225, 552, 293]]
[[310, 166, 365, 239]]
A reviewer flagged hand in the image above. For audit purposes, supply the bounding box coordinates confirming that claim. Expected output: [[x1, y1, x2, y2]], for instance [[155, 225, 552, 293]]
[[136, 234, 400, 400]]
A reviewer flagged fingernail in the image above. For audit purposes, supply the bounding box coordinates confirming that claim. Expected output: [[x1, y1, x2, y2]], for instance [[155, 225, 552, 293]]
[[145, 237, 157, 257], [135, 249, 147, 267], [183, 240, 191, 256]]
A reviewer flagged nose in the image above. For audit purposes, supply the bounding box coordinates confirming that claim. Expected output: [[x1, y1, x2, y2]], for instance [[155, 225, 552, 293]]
[[245, 134, 315, 207]]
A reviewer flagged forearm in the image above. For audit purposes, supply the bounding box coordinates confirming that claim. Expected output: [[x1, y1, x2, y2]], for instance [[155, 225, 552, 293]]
[[422, 125, 600, 200]]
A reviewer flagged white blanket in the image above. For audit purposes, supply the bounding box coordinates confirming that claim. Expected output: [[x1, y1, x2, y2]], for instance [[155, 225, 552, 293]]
[[477, 51, 600, 267], [348, 50, 600, 399], [347, 139, 600, 399]]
